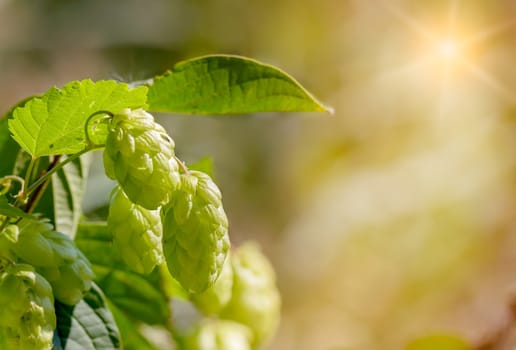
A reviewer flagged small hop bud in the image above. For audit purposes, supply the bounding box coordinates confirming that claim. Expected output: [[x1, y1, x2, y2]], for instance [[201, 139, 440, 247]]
[[221, 242, 281, 348], [8, 219, 94, 305], [0, 224, 19, 261], [161, 170, 230, 293], [0, 263, 55, 350], [191, 255, 233, 315], [8, 220, 56, 267], [178, 320, 253, 350], [103, 108, 180, 209], [107, 186, 164, 274], [39, 248, 93, 305]]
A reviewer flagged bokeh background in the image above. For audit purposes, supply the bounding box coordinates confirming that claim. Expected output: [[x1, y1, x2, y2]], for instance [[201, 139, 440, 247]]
[[3, 0, 516, 349]]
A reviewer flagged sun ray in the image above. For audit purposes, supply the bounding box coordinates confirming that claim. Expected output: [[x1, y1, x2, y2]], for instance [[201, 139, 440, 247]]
[[445, 0, 459, 32], [378, 0, 437, 42], [462, 19, 516, 47], [372, 0, 516, 103], [463, 62, 516, 103], [374, 56, 434, 82]]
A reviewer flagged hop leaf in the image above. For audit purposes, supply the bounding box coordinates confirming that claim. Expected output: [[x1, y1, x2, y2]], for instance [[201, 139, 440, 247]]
[[0, 263, 55, 350], [221, 242, 281, 348], [103, 108, 180, 209], [191, 255, 233, 315], [7, 218, 94, 305], [107, 185, 164, 274], [161, 170, 230, 293], [178, 319, 253, 350]]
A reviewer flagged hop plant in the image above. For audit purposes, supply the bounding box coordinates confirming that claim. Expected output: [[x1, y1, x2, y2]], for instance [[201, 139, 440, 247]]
[[7, 218, 94, 305], [0, 263, 55, 350], [107, 185, 164, 274], [161, 170, 230, 293], [103, 108, 180, 210], [221, 242, 281, 348], [191, 254, 233, 315], [178, 320, 253, 350], [0, 54, 330, 349]]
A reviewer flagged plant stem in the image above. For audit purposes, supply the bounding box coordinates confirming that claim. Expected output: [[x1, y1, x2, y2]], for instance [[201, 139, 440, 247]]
[[24, 156, 60, 214], [0, 175, 25, 194], [0, 175, 25, 186], [174, 155, 189, 174], [12, 157, 37, 208], [23, 157, 36, 194], [25, 147, 91, 197]]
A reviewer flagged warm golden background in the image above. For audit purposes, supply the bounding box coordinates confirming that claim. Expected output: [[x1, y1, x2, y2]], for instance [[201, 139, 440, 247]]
[[3, 1, 516, 349]]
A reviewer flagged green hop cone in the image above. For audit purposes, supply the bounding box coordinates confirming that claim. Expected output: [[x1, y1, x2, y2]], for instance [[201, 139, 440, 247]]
[[161, 170, 230, 293], [178, 319, 253, 350], [191, 254, 233, 315], [0, 263, 55, 350], [8, 218, 94, 305], [221, 242, 281, 348], [103, 108, 180, 209], [108, 185, 164, 274]]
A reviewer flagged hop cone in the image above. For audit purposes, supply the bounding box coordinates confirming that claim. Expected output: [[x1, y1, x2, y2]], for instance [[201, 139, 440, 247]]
[[221, 242, 281, 348], [178, 320, 252, 350], [103, 108, 180, 209], [108, 185, 163, 274], [0, 263, 55, 350], [0, 224, 20, 261], [9, 218, 94, 305], [191, 255, 233, 315], [161, 170, 230, 293]]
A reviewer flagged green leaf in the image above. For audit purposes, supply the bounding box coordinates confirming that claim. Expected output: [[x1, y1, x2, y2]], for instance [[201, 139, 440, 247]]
[[34, 154, 91, 237], [405, 334, 472, 350], [147, 55, 331, 115], [188, 156, 214, 178], [0, 96, 32, 177], [0, 97, 38, 197], [0, 195, 32, 218], [0, 118, 19, 178], [52, 154, 91, 236], [75, 222, 173, 325], [9, 80, 148, 157], [55, 283, 120, 350], [109, 302, 158, 350], [158, 263, 189, 301]]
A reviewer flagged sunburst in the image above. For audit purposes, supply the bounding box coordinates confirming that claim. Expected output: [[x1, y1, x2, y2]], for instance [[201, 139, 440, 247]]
[[378, 0, 516, 102]]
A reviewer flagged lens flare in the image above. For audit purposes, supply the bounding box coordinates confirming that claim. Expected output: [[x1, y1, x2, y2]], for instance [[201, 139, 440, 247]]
[[436, 38, 460, 60]]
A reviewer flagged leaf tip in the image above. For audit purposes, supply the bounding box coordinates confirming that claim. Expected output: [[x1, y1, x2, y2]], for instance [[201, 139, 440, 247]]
[[323, 104, 335, 115]]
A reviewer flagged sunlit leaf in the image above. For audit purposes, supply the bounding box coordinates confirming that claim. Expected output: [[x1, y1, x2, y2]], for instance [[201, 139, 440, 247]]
[[147, 55, 331, 115], [9, 80, 147, 157]]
